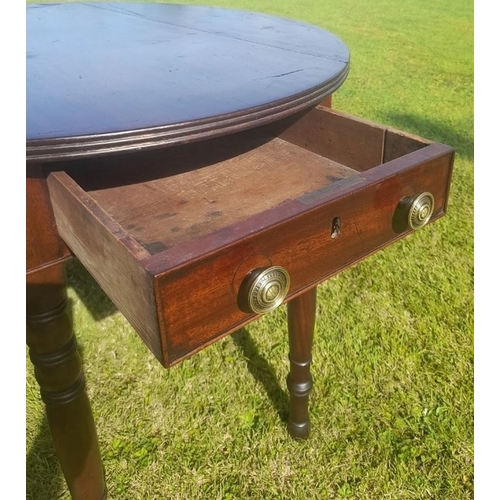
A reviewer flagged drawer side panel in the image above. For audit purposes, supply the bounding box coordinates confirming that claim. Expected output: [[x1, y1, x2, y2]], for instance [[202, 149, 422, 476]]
[[47, 172, 163, 362], [277, 107, 385, 170]]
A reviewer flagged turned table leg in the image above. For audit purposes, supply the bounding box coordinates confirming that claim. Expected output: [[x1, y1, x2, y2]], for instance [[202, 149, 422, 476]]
[[26, 265, 106, 500], [286, 286, 316, 439]]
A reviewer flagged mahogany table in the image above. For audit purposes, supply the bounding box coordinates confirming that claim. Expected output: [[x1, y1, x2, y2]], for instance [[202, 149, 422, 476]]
[[26, 3, 454, 499]]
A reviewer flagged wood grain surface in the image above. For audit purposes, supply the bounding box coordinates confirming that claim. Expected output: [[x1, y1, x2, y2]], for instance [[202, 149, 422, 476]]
[[27, 3, 349, 161], [88, 137, 358, 251]]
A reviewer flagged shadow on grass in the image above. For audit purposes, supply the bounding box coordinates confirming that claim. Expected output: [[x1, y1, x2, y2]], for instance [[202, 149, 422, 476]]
[[26, 416, 65, 500], [382, 112, 473, 161], [66, 258, 117, 320], [231, 329, 289, 423]]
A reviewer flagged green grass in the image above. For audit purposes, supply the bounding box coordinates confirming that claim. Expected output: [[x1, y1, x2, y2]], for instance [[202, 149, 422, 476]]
[[26, 0, 473, 498]]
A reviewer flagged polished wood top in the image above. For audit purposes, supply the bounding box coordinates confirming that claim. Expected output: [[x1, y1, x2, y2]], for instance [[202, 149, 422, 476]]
[[26, 2, 349, 162]]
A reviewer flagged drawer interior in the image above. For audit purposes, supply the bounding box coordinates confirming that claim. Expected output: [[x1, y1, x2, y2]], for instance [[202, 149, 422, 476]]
[[85, 138, 358, 254], [58, 108, 430, 257]]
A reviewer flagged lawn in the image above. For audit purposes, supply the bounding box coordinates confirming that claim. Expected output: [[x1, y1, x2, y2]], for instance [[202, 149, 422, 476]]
[[26, 0, 474, 498]]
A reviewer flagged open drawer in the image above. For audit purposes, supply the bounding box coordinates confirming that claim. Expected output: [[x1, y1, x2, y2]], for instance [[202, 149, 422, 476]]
[[47, 107, 454, 367]]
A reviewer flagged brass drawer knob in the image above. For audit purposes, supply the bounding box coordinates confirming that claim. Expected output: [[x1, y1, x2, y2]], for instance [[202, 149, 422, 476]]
[[401, 192, 435, 230], [239, 266, 290, 314]]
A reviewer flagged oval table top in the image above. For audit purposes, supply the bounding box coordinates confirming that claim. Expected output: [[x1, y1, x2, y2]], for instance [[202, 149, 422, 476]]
[[26, 2, 350, 162]]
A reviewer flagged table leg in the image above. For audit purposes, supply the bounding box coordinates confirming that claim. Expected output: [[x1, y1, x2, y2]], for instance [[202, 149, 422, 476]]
[[26, 265, 107, 500], [286, 286, 316, 439]]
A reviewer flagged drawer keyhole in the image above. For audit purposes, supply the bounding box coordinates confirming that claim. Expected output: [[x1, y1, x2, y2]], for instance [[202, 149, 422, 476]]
[[331, 217, 341, 239]]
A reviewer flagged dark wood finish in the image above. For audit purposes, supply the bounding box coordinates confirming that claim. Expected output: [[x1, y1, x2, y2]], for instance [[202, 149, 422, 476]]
[[26, 164, 71, 274], [45, 172, 161, 358], [319, 96, 332, 108], [26, 6, 352, 494], [287, 287, 317, 439], [26, 5, 352, 494], [26, 4, 455, 497], [46, 109, 454, 366], [383, 128, 432, 163], [27, 3, 349, 162], [26, 265, 106, 500], [277, 107, 387, 171]]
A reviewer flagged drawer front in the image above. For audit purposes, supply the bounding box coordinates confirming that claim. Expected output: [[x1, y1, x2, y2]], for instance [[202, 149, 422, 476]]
[[155, 148, 453, 365]]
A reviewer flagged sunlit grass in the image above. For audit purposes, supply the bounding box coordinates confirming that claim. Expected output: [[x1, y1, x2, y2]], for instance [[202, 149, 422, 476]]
[[26, 1, 473, 498]]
